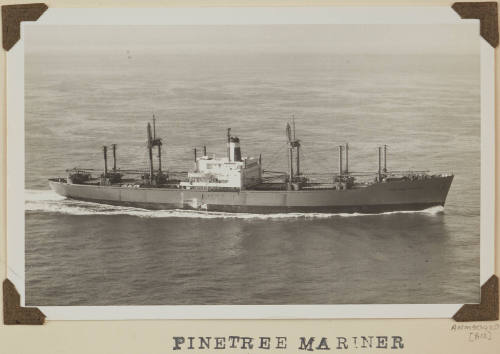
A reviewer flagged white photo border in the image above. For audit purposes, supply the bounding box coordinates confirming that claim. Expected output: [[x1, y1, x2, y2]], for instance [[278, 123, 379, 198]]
[[6, 6, 495, 320]]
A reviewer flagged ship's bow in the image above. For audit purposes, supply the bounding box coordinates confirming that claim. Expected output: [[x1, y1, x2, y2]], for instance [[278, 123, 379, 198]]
[[436, 174, 454, 206]]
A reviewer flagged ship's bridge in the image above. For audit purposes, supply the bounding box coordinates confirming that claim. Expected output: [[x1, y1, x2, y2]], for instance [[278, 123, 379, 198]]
[[181, 156, 261, 190], [180, 136, 261, 190]]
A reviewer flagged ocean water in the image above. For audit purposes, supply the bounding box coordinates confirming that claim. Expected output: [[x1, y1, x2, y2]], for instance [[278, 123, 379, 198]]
[[25, 48, 480, 305]]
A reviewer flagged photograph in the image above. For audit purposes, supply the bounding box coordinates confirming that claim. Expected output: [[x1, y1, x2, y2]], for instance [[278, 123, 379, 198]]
[[23, 22, 481, 306]]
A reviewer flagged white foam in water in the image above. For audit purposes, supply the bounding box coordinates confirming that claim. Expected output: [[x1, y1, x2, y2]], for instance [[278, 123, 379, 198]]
[[25, 189, 66, 201], [25, 189, 444, 219]]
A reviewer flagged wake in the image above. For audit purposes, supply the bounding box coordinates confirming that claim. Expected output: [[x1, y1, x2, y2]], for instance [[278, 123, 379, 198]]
[[25, 189, 444, 219]]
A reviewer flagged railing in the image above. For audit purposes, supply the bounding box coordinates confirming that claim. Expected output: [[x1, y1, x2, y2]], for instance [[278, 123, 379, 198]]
[[66, 167, 189, 176], [65, 167, 451, 185]]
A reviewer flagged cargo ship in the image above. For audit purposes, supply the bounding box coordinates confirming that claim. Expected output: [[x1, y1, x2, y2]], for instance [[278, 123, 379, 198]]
[[49, 117, 454, 214]]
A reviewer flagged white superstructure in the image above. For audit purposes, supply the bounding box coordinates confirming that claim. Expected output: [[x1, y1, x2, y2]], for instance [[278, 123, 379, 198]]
[[180, 136, 262, 190]]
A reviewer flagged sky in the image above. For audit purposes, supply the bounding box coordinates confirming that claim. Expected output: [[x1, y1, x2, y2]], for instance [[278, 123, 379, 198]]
[[24, 24, 479, 56]]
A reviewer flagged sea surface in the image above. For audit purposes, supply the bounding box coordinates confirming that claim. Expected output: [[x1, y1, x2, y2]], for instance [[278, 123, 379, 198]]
[[25, 48, 480, 305]]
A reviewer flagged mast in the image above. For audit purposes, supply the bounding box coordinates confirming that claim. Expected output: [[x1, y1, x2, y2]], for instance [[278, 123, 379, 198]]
[[345, 143, 349, 174], [339, 145, 343, 176], [157, 116, 162, 174], [296, 144, 300, 176], [158, 143, 162, 173], [287, 116, 300, 178], [103, 145, 108, 181], [145, 116, 166, 183], [147, 122, 154, 184], [286, 123, 294, 187], [293, 117, 300, 176], [153, 114, 156, 140], [378, 146, 382, 181], [203, 145, 207, 156], [194, 147, 197, 161], [227, 128, 231, 161], [383, 144, 387, 173], [111, 144, 117, 171]]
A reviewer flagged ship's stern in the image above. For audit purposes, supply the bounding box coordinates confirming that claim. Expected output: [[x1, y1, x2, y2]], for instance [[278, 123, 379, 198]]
[[48, 178, 70, 198]]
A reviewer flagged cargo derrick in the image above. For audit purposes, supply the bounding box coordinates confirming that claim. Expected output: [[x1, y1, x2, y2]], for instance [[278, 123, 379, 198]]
[[68, 144, 122, 185], [286, 117, 305, 191], [334, 144, 354, 190], [146, 114, 167, 186], [62, 116, 446, 192]]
